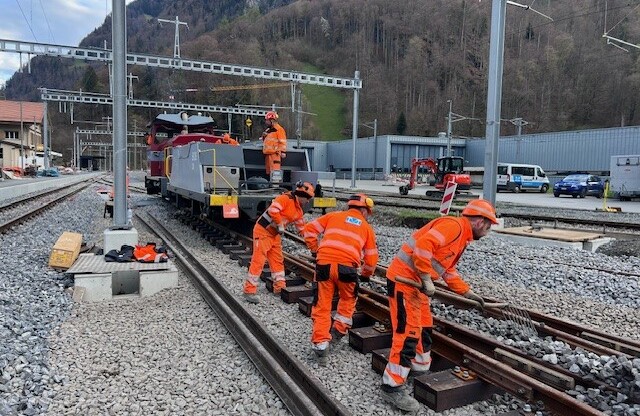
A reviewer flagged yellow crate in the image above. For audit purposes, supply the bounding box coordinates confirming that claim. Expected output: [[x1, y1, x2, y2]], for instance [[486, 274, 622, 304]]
[[210, 194, 238, 206], [49, 232, 83, 270], [313, 197, 336, 208]]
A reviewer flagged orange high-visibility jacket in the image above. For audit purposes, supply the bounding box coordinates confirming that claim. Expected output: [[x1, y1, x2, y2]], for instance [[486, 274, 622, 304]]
[[262, 123, 287, 155], [257, 192, 305, 234], [387, 216, 473, 294], [304, 209, 378, 277]]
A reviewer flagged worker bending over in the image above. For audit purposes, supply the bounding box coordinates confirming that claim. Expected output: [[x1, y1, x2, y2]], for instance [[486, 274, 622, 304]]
[[381, 199, 498, 412], [243, 182, 314, 303], [303, 194, 378, 366]]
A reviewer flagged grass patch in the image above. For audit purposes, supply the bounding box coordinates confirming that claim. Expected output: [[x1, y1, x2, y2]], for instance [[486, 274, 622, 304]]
[[302, 63, 347, 140]]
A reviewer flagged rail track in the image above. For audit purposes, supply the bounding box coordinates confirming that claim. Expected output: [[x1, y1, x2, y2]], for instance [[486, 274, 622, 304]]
[[332, 189, 640, 233], [137, 213, 351, 416], [140, 210, 640, 415], [0, 178, 98, 233]]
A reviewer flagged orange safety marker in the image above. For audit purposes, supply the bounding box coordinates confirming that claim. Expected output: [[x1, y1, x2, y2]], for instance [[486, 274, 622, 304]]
[[439, 181, 458, 215]]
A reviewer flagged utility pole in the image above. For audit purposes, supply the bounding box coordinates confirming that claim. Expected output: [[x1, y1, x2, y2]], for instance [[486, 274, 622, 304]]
[[20, 101, 24, 172], [362, 119, 378, 179], [127, 73, 138, 99], [350, 71, 360, 189], [446, 100, 481, 157], [296, 88, 302, 149], [508, 117, 529, 136], [158, 16, 188, 60], [446, 100, 453, 157], [483, 0, 507, 207]]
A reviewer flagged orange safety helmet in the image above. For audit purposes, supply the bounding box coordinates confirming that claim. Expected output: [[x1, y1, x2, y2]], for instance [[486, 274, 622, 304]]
[[294, 181, 315, 199], [461, 199, 498, 224], [347, 193, 374, 213], [265, 111, 279, 121]]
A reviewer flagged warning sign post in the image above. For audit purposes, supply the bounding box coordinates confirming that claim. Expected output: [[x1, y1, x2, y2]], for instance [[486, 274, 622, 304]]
[[439, 182, 458, 216]]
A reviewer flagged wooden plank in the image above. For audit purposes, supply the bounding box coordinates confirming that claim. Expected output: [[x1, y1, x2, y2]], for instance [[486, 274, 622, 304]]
[[496, 226, 603, 242]]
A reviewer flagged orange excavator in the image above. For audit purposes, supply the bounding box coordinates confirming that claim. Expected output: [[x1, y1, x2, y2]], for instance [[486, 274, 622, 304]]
[[399, 156, 471, 196]]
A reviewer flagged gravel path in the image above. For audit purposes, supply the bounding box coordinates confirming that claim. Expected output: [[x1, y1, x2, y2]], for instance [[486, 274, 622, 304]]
[[2, 175, 639, 416]]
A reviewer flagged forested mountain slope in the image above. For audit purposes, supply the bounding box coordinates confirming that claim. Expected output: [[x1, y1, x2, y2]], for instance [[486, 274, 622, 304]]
[[3, 0, 639, 147]]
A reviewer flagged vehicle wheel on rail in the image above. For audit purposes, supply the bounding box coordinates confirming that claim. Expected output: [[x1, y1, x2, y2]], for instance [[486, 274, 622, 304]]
[[579, 189, 587, 198], [553, 192, 559, 197], [399, 186, 409, 196], [540, 184, 548, 193], [572, 194, 578, 198], [596, 191, 604, 199], [247, 176, 270, 190], [513, 185, 521, 193]]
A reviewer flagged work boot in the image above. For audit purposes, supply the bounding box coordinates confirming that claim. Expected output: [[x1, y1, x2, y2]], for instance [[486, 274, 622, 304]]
[[330, 327, 345, 345], [313, 348, 329, 367], [381, 384, 420, 412], [273, 280, 286, 294], [243, 292, 259, 304]]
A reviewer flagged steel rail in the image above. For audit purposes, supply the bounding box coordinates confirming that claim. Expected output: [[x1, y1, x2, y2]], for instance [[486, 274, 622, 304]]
[[177, 213, 618, 414], [0, 181, 95, 233], [284, 228, 640, 357], [355, 291, 604, 416], [139, 213, 351, 416], [468, 247, 640, 279]]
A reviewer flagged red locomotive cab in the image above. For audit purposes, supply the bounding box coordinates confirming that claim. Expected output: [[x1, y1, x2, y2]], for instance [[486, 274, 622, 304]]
[[144, 112, 222, 194]]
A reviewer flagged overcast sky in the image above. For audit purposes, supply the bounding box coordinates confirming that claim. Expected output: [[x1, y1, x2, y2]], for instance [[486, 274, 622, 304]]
[[1, 0, 135, 89]]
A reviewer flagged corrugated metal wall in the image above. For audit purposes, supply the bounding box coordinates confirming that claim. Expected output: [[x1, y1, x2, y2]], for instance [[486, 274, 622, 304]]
[[326, 135, 465, 179], [465, 126, 640, 172]]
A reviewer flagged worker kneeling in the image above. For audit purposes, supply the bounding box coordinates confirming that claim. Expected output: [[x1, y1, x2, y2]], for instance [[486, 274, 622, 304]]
[[243, 182, 314, 303], [380, 199, 498, 412], [303, 194, 378, 366]]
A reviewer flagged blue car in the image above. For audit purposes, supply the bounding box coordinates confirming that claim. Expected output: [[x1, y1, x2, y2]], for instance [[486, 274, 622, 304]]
[[553, 174, 604, 198]]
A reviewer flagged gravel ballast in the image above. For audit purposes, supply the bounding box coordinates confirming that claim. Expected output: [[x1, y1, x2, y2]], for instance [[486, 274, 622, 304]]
[[2, 175, 640, 416]]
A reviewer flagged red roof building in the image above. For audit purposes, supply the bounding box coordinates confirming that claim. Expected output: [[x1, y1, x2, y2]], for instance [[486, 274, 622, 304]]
[[0, 101, 45, 171]]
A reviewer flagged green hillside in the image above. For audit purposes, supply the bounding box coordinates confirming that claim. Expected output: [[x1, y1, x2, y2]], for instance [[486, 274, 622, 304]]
[[302, 64, 347, 141]]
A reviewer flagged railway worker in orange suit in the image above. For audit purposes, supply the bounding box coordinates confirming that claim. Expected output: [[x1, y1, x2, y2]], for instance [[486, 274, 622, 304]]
[[222, 133, 239, 146], [243, 181, 315, 304], [260, 111, 287, 176], [303, 194, 378, 365], [380, 199, 498, 412]]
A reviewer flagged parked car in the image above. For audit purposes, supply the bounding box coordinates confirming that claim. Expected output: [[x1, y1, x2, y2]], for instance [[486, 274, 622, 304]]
[[553, 174, 604, 198]]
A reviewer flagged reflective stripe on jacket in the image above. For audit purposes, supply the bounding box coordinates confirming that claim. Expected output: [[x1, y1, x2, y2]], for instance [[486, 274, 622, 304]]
[[259, 192, 305, 234], [303, 208, 378, 277], [387, 216, 472, 294], [262, 124, 286, 155]]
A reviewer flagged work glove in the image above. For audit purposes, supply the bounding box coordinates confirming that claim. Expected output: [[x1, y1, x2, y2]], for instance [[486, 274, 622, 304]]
[[464, 290, 485, 309], [277, 224, 285, 235], [281, 152, 287, 159], [419, 275, 435, 297]]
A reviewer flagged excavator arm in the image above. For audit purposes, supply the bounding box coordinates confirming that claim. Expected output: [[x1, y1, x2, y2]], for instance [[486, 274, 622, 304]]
[[399, 158, 437, 195]]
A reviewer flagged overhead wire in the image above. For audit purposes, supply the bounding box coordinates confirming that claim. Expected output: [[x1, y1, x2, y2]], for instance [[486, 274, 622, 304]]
[[15, 0, 39, 42], [38, 0, 55, 43]]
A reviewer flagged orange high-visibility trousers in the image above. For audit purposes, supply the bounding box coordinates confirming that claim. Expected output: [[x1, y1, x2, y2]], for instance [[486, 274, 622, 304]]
[[264, 153, 282, 175], [243, 225, 285, 294], [381, 278, 433, 388], [311, 263, 358, 349]]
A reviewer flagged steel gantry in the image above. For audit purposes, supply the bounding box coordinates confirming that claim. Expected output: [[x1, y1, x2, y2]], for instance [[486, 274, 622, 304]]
[[73, 128, 146, 170], [0, 39, 362, 89], [40, 88, 271, 116]]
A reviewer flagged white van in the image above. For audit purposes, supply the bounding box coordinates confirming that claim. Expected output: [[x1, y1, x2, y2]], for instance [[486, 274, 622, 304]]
[[497, 163, 549, 193]]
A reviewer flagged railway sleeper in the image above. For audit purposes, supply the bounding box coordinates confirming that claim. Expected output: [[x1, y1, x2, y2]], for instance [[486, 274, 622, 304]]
[[263, 274, 306, 293], [370, 348, 501, 412]]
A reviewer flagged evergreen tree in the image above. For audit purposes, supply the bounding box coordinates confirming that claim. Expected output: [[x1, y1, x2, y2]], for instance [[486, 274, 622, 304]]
[[80, 67, 98, 92], [396, 112, 407, 135]]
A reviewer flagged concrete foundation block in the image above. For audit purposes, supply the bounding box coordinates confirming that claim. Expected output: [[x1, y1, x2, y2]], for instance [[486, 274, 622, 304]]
[[104, 228, 139, 253]]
